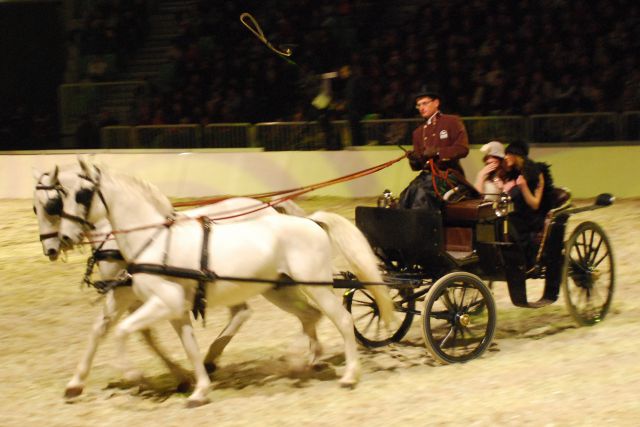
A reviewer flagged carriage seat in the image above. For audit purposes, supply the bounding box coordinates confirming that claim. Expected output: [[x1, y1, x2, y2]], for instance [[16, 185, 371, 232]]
[[442, 198, 493, 227], [441, 198, 492, 253]]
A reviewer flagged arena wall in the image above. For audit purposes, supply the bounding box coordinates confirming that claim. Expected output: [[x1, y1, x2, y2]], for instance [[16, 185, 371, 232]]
[[2, 144, 638, 200]]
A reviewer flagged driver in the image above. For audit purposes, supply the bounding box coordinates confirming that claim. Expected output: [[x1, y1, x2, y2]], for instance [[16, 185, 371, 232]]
[[398, 87, 470, 210]]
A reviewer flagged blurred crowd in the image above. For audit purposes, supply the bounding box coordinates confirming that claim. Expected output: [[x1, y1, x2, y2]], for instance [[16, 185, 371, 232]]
[[131, 0, 640, 126], [2, 0, 639, 150], [68, 0, 150, 81]]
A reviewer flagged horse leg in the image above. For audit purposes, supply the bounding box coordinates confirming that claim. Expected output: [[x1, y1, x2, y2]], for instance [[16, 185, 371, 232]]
[[169, 316, 211, 408], [139, 329, 192, 392], [64, 290, 129, 398], [203, 303, 252, 373], [263, 287, 324, 368], [114, 295, 210, 407], [301, 286, 360, 388]]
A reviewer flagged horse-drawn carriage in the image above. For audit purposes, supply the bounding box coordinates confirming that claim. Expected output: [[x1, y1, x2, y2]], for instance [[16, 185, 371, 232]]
[[342, 189, 615, 364]]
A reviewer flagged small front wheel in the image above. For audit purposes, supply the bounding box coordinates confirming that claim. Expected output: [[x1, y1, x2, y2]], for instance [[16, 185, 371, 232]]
[[422, 272, 496, 364], [344, 286, 415, 348]]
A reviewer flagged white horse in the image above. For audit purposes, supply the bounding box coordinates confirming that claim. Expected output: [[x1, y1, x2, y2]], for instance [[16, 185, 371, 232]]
[[34, 166, 330, 398], [55, 161, 395, 406]]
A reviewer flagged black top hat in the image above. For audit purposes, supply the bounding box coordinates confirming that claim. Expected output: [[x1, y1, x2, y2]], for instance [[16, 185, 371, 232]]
[[505, 141, 529, 157], [414, 86, 440, 102]]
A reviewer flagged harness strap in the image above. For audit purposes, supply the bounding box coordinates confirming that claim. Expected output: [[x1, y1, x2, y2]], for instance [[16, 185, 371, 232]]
[[61, 210, 96, 230], [127, 263, 216, 281], [39, 232, 58, 241], [193, 217, 212, 322], [93, 249, 125, 261], [92, 278, 132, 294]]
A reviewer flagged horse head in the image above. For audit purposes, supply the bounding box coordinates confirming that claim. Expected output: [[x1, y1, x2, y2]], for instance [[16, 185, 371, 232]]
[[32, 166, 65, 260], [58, 159, 107, 249]]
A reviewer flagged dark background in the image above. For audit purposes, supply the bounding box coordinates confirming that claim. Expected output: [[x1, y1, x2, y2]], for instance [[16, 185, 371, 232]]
[[0, 1, 65, 147]]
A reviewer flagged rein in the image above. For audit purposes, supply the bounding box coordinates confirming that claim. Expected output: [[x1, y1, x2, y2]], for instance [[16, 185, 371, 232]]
[[427, 159, 479, 201], [73, 153, 408, 243], [173, 153, 408, 208]]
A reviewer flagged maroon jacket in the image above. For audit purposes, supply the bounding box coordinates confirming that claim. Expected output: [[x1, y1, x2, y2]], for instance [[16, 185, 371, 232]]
[[411, 112, 469, 175]]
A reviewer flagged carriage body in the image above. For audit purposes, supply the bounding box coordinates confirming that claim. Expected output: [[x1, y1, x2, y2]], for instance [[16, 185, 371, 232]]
[[348, 189, 615, 363]]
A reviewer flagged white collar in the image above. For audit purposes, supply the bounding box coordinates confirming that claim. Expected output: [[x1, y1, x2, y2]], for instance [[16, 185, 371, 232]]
[[426, 111, 440, 125]]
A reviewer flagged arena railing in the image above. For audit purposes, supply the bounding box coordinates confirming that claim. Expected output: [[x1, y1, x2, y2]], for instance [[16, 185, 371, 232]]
[[93, 114, 639, 150], [529, 112, 620, 143], [622, 111, 640, 141], [203, 123, 254, 148]]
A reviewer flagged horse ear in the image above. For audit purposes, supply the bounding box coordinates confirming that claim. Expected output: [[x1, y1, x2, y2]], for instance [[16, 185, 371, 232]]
[[78, 157, 91, 176], [51, 165, 59, 183], [32, 167, 42, 182]]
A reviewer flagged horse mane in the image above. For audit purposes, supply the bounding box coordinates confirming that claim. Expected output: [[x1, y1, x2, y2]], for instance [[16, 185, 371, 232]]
[[105, 168, 174, 216]]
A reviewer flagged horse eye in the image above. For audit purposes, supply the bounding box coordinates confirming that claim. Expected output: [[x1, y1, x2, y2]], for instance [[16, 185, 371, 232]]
[[76, 188, 94, 207], [44, 197, 63, 216], [33, 205, 37, 215]]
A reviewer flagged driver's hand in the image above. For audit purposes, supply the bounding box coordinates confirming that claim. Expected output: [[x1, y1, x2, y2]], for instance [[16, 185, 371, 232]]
[[407, 151, 425, 171], [423, 145, 438, 159]]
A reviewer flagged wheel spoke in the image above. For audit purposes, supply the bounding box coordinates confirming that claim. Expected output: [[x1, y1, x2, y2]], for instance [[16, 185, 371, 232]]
[[438, 325, 456, 350], [360, 312, 378, 335], [593, 250, 610, 269], [442, 289, 456, 312], [466, 299, 483, 312], [354, 310, 374, 323], [575, 233, 587, 265], [588, 236, 604, 265], [352, 298, 374, 307], [430, 309, 453, 321]]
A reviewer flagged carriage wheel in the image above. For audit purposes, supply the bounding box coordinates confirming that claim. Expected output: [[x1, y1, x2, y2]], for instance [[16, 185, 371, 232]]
[[343, 286, 415, 348], [562, 221, 615, 326], [422, 272, 496, 364]]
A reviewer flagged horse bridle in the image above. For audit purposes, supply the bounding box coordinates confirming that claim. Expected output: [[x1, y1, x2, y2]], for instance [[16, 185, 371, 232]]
[[34, 174, 68, 241], [60, 169, 109, 232]]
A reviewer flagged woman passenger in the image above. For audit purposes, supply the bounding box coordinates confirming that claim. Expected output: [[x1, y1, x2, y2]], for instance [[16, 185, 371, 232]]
[[502, 141, 554, 268], [474, 140, 506, 200]]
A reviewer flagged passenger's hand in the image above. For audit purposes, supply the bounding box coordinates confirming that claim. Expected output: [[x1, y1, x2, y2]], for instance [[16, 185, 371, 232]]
[[503, 180, 516, 192], [479, 162, 498, 177], [516, 174, 527, 188]]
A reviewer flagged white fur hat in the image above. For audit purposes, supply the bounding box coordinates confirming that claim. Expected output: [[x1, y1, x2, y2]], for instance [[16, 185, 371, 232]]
[[480, 140, 506, 159]]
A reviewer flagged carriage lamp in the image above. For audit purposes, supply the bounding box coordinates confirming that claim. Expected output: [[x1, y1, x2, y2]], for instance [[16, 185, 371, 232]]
[[493, 193, 513, 218], [377, 189, 398, 208]]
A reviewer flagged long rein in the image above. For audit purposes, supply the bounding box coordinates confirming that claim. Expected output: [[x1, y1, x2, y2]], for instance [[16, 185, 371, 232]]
[[81, 153, 408, 244]]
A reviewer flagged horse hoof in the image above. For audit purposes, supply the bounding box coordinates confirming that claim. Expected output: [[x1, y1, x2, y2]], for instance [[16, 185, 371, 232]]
[[176, 380, 192, 394], [339, 381, 357, 390], [204, 362, 216, 374], [64, 386, 84, 399], [185, 397, 210, 408]]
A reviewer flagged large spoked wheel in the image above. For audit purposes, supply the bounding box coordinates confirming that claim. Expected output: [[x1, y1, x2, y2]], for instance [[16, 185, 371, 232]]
[[344, 286, 415, 348], [562, 221, 615, 326], [422, 272, 496, 364]]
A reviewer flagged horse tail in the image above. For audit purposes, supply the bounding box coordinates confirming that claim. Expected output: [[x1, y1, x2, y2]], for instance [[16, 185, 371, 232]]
[[307, 211, 398, 330]]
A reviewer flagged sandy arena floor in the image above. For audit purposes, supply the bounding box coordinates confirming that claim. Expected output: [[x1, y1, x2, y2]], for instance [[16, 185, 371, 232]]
[[0, 196, 639, 426]]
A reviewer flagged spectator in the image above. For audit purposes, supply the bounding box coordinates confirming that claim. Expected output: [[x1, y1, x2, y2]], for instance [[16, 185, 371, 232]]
[[75, 114, 99, 148]]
